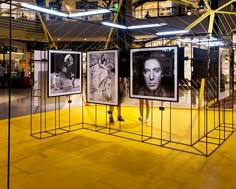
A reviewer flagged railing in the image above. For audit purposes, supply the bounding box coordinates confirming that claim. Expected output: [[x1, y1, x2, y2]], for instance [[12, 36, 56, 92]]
[[1, 5, 186, 22], [132, 6, 187, 19], [0, 7, 112, 22], [0, 7, 36, 20]]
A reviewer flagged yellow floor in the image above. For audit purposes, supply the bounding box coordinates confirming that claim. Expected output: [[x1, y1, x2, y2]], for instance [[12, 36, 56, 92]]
[[1, 106, 236, 189]]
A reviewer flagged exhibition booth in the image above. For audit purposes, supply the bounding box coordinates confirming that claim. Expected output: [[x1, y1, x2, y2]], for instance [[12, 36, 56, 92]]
[[1, 1, 236, 188], [30, 39, 236, 156]]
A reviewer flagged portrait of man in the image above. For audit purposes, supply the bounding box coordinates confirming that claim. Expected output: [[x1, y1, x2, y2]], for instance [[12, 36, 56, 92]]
[[87, 50, 118, 105], [48, 50, 82, 97], [130, 46, 178, 101]]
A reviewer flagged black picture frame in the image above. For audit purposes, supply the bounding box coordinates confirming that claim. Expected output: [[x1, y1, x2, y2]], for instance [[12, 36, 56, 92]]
[[86, 50, 119, 105], [130, 46, 178, 102], [48, 50, 82, 97]]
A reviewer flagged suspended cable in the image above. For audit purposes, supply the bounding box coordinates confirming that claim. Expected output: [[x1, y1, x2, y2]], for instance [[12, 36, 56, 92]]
[[217, 13, 229, 36], [229, 14, 236, 30], [222, 14, 234, 34]]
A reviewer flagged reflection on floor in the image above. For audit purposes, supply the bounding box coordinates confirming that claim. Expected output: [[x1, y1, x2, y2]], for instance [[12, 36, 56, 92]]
[[1, 108, 236, 189], [0, 87, 200, 120]]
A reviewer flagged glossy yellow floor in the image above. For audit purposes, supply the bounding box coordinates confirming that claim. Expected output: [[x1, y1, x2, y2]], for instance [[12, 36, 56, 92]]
[[1, 106, 236, 189]]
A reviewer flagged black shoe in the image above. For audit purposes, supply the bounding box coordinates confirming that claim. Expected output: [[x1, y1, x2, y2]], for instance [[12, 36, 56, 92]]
[[118, 116, 125, 122], [109, 117, 114, 124]]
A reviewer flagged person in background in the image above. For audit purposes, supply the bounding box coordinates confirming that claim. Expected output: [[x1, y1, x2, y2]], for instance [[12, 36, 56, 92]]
[[139, 99, 150, 123], [109, 77, 128, 123], [145, 11, 151, 18]]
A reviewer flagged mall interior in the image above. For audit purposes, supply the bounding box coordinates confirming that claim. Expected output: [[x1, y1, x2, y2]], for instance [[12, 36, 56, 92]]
[[1, 0, 236, 189]]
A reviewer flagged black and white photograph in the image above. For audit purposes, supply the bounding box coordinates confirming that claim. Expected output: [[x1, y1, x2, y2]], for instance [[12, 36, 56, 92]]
[[87, 50, 118, 105], [218, 47, 230, 101], [48, 50, 82, 97], [130, 46, 178, 101]]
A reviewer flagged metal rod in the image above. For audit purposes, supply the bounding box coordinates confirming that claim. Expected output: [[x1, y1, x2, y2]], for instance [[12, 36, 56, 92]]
[[7, 1, 12, 188], [69, 96, 71, 132]]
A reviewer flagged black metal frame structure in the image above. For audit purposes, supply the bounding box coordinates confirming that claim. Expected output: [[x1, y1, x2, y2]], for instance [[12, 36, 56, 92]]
[[30, 42, 236, 156], [30, 50, 83, 139]]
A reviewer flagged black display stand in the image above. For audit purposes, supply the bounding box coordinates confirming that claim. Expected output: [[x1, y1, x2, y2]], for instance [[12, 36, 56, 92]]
[[30, 45, 235, 156], [30, 51, 83, 139]]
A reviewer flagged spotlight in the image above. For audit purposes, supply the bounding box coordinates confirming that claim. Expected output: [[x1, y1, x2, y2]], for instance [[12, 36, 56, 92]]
[[198, 0, 204, 10], [187, 5, 192, 16]]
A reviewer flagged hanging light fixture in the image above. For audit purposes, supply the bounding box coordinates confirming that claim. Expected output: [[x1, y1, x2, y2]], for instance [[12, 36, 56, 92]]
[[156, 30, 190, 36], [69, 9, 111, 17], [20, 2, 68, 17], [101, 22, 127, 29], [198, 0, 205, 10], [20, 2, 112, 18], [127, 23, 167, 29], [101, 22, 167, 29], [187, 5, 192, 16]]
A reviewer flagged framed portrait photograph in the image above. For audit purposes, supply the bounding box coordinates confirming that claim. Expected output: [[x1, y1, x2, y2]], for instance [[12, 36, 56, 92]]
[[130, 46, 178, 102], [48, 50, 82, 97], [218, 47, 230, 101], [86, 50, 118, 105]]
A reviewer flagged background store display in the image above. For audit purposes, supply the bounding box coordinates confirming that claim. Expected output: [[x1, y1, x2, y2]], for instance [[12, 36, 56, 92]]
[[86, 50, 118, 105], [119, 49, 130, 78], [48, 50, 82, 97], [218, 47, 230, 100], [130, 46, 178, 102]]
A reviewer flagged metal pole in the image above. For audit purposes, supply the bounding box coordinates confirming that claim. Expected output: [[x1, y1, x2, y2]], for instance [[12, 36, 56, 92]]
[[7, 1, 12, 188]]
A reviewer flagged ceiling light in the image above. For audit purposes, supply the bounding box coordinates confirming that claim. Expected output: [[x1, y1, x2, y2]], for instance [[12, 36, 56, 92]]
[[102, 22, 167, 30], [101, 22, 127, 29], [69, 9, 111, 17], [194, 37, 217, 43], [156, 30, 190, 36], [21, 2, 67, 17], [187, 6, 192, 16], [21, 3, 111, 18], [197, 41, 225, 46], [127, 23, 167, 29], [198, 0, 205, 10], [178, 37, 217, 43]]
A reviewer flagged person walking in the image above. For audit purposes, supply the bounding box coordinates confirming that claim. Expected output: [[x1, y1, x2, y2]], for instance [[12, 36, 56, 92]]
[[139, 99, 150, 123]]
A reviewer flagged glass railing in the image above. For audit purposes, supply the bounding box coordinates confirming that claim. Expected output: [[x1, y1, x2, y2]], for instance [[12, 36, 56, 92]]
[[132, 6, 187, 19], [1, 5, 189, 22], [0, 7, 111, 22], [0, 8, 36, 20]]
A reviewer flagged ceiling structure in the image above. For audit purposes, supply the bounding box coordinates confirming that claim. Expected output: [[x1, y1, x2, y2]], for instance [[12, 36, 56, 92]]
[[0, 0, 236, 50]]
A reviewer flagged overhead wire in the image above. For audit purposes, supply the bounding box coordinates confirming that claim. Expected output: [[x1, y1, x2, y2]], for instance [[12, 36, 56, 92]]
[[228, 14, 236, 30], [218, 13, 229, 36], [76, 26, 108, 51], [8, 0, 236, 49], [222, 13, 234, 34]]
